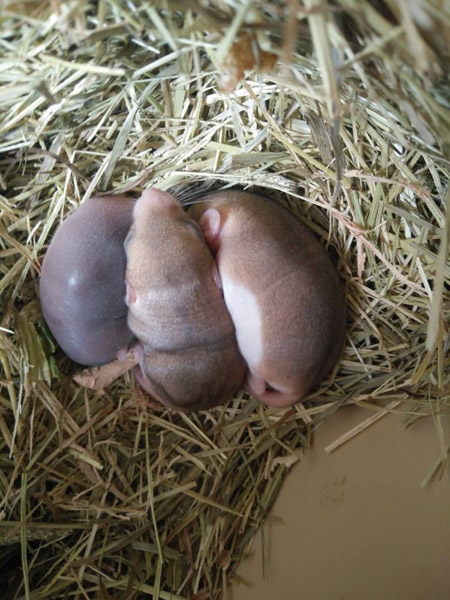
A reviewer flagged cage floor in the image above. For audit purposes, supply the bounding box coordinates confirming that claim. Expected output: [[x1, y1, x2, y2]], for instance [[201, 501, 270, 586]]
[[231, 406, 450, 600]]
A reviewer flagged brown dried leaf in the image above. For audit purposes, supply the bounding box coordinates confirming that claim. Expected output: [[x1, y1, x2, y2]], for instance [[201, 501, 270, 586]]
[[73, 354, 138, 390], [219, 32, 277, 93]]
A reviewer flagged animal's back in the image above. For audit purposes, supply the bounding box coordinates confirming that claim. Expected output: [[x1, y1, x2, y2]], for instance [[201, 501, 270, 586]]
[[40, 196, 134, 365], [191, 191, 346, 396]]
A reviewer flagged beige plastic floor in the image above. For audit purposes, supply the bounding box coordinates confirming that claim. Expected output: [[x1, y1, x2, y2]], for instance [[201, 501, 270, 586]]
[[231, 405, 450, 600]]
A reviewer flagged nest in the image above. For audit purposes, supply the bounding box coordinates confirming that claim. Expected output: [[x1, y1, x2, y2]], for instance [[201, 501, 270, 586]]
[[0, 1, 449, 598]]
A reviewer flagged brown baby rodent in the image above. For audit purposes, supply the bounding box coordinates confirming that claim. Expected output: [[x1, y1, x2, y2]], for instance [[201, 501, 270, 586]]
[[124, 188, 246, 411], [189, 190, 346, 407], [39, 195, 134, 365]]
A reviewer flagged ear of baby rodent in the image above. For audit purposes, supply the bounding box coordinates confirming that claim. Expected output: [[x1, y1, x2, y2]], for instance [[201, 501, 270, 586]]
[[199, 208, 222, 253], [125, 282, 137, 306]]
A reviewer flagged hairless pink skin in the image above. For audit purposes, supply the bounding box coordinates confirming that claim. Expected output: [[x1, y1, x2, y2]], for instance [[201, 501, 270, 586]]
[[124, 189, 246, 412], [39, 196, 135, 365], [189, 191, 346, 407]]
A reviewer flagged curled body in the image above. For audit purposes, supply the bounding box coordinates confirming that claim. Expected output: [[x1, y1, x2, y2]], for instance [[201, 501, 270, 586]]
[[189, 190, 346, 407], [39, 195, 134, 365], [125, 189, 246, 411]]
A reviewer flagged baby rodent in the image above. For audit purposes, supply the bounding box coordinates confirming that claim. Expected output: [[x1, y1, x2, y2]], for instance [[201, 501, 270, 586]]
[[189, 190, 346, 407], [40, 195, 134, 365], [124, 188, 246, 411]]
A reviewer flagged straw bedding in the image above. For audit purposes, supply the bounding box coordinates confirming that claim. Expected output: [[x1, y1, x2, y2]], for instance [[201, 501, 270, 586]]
[[0, 1, 449, 598]]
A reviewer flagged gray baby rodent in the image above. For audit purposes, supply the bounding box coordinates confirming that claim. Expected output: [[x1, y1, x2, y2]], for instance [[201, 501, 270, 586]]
[[39, 195, 134, 365], [124, 188, 246, 411], [189, 190, 346, 407]]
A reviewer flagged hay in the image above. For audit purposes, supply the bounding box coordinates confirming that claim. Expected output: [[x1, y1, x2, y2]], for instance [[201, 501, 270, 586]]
[[0, 0, 449, 598]]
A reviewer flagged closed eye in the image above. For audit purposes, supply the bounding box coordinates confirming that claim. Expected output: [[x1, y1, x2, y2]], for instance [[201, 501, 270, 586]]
[[180, 217, 203, 240]]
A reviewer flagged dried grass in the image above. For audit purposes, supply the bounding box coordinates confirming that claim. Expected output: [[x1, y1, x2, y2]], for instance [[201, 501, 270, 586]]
[[0, 1, 449, 598]]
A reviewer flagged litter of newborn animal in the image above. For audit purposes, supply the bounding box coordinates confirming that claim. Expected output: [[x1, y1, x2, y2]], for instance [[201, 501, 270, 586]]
[[39, 188, 346, 411]]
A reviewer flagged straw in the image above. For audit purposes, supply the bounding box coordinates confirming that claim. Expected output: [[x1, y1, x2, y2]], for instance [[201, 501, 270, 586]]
[[1, 1, 449, 598]]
